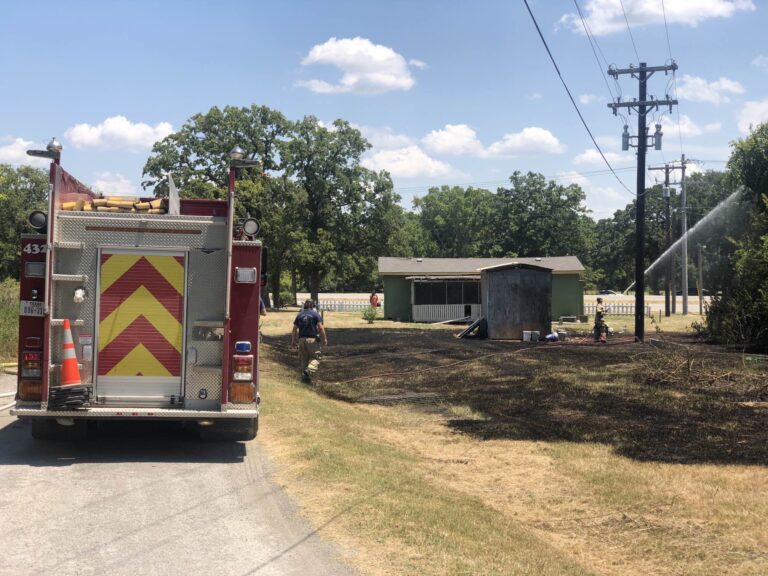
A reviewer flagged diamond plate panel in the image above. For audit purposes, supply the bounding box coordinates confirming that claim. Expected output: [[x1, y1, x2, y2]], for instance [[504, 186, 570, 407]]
[[184, 250, 226, 403], [56, 212, 227, 250], [185, 369, 222, 403], [53, 245, 96, 388]]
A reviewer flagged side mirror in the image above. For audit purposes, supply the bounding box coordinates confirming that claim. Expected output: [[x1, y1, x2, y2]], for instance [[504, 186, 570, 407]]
[[28, 211, 48, 235]]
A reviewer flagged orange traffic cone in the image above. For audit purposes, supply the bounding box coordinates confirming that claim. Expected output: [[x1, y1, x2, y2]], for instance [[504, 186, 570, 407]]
[[60, 319, 81, 387]]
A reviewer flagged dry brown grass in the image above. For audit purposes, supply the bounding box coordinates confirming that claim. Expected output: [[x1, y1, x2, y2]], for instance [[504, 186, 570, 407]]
[[258, 310, 768, 575]]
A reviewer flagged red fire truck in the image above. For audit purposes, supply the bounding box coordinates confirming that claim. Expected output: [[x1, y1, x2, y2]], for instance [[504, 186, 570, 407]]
[[11, 140, 263, 441]]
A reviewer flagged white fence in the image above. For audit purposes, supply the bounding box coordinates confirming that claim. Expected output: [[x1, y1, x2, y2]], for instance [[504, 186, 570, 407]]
[[412, 304, 481, 323], [584, 303, 652, 317], [318, 300, 373, 312]]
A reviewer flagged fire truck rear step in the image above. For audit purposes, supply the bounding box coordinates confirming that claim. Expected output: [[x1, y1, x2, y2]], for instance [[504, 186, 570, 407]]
[[13, 407, 259, 419], [50, 363, 84, 371], [51, 273, 88, 282], [50, 319, 84, 327]]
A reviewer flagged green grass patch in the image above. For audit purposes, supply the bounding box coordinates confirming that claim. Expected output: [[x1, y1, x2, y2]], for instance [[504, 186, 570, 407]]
[[260, 358, 592, 575], [0, 278, 18, 361]]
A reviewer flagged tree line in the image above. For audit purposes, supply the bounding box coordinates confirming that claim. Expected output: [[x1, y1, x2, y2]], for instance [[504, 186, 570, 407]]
[[1, 104, 765, 350]]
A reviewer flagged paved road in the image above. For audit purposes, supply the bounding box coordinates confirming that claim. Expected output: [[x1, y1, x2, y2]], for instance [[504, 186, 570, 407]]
[[0, 374, 356, 576]]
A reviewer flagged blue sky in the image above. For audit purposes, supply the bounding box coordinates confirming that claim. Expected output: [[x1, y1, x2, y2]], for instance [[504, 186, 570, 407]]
[[1, 0, 765, 219]]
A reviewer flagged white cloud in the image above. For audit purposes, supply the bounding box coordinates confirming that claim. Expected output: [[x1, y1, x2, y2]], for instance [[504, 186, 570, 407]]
[[682, 144, 732, 160], [752, 54, 768, 68], [409, 58, 428, 69], [421, 124, 564, 157], [485, 127, 566, 156], [354, 125, 414, 149], [527, 92, 543, 100], [560, 0, 755, 36], [557, 170, 628, 217], [573, 148, 633, 166], [362, 146, 462, 178], [65, 116, 173, 151], [738, 99, 768, 134], [557, 170, 590, 188], [660, 114, 721, 137], [422, 124, 485, 156], [297, 37, 422, 94], [676, 75, 745, 104], [579, 94, 598, 104], [316, 120, 339, 132], [0, 137, 51, 168], [684, 162, 704, 176], [586, 186, 628, 217], [91, 172, 137, 196]]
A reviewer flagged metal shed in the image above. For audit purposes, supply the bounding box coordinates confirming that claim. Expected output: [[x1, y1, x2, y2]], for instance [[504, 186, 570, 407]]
[[480, 262, 552, 340]]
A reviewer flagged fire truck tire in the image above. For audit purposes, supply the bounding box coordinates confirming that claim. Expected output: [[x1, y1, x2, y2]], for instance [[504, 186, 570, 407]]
[[199, 417, 257, 442], [31, 418, 88, 441]]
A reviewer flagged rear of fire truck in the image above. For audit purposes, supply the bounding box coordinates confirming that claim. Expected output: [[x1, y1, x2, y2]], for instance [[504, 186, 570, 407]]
[[12, 140, 263, 441]]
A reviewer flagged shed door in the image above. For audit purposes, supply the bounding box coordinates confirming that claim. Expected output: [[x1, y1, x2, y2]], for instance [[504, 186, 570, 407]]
[[95, 250, 186, 405]]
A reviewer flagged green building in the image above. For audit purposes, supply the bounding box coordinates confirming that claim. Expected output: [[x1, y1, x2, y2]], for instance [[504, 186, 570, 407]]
[[379, 256, 585, 323]]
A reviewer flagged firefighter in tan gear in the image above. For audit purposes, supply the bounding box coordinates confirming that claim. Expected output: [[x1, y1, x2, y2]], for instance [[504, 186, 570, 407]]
[[291, 299, 327, 383], [594, 297, 608, 343]]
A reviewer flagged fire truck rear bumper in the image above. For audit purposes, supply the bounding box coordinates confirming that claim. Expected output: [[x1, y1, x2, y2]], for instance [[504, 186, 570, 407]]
[[11, 406, 258, 420]]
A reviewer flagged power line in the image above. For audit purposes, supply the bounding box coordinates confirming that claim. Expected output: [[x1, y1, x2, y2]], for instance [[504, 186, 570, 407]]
[[660, 0, 685, 156], [619, 0, 641, 62], [573, 0, 615, 100], [660, 0, 673, 61], [522, 0, 633, 195]]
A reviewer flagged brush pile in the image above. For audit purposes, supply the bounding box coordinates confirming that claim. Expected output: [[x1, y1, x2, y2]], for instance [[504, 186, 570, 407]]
[[632, 341, 768, 399]]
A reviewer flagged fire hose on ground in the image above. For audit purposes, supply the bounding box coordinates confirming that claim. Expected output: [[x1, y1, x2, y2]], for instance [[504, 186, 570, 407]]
[[0, 362, 17, 411]]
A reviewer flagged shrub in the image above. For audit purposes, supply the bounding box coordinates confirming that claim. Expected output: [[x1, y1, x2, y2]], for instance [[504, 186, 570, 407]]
[[361, 305, 378, 324]]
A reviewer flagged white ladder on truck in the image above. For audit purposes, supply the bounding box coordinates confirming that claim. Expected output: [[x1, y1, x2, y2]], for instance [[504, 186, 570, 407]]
[[46, 165, 87, 385]]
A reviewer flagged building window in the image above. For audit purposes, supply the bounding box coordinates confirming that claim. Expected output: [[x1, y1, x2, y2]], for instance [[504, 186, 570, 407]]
[[463, 282, 479, 304], [446, 282, 463, 304], [414, 282, 431, 305], [414, 280, 480, 305], [414, 282, 447, 305], [430, 283, 446, 305]]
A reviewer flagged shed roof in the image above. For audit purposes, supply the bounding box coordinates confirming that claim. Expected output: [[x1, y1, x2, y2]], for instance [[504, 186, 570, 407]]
[[479, 262, 552, 273], [379, 256, 584, 275], [405, 275, 481, 281]]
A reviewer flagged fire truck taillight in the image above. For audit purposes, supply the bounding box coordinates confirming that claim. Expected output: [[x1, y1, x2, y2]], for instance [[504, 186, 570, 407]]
[[19, 381, 43, 401], [230, 353, 255, 404], [232, 354, 253, 381], [21, 351, 42, 378], [19, 350, 43, 400], [229, 382, 255, 404]]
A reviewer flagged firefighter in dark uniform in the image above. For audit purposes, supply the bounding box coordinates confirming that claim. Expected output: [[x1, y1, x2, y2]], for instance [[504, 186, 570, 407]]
[[290, 299, 327, 382], [594, 297, 607, 343]]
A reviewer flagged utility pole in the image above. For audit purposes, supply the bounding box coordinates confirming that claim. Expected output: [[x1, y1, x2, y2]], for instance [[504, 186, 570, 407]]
[[698, 243, 706, 315], [608, 62, 678, 342], [649, 163, 674, 317], [680, 154, 689, 315]]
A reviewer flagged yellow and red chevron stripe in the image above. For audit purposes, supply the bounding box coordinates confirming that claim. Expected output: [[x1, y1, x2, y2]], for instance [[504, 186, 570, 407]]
[[98, 254, 185, 377]]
